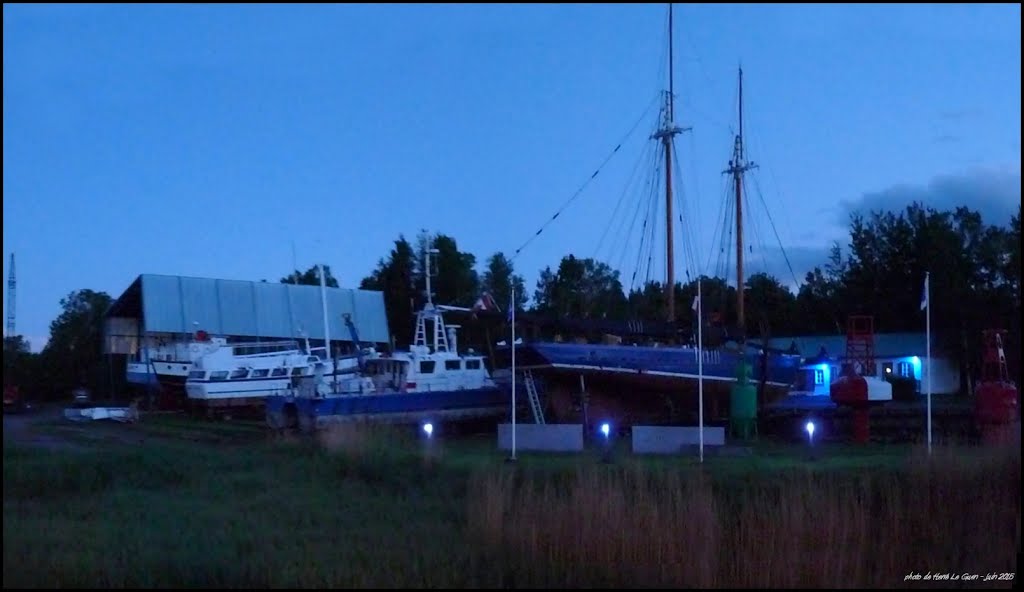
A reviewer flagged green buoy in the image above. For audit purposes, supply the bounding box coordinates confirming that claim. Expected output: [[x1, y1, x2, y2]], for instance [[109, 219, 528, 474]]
[[730, 359, 758, 440]]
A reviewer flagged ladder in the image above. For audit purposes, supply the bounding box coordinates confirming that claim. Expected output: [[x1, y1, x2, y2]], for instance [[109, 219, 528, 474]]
[[522, 369, 546, 424]]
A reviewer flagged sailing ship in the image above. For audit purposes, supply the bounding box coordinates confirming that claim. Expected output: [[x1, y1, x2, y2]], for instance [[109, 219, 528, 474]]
[[492, 4, 802, 428]]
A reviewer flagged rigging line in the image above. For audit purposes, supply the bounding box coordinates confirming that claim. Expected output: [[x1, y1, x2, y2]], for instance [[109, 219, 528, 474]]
[[749, 125, 799, 264], [719, 180, 736, 287], [510, 92, 662, 263], [671, 139, 700, 280], [706, 172, 731, 278], [750, 171, 802, 289], [644, 180, 660, 288], [594, 138, 655, 263], [686, 130, 705, 273], [621, 142, 662, 284], [627, 168, 654, 292], [631, 161, 662, 294], [742, 178, 765, 279], [621, 141, 663, 276], [618, 145, 660, 288]]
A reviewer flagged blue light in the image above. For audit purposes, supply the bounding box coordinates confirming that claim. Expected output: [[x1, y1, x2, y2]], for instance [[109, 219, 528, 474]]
[[600, 423, 610, 438], [911, 356, 921, 367]]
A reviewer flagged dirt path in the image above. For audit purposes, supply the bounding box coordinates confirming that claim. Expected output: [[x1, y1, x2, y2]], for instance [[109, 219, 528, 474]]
[[3, 405, 88, 452]]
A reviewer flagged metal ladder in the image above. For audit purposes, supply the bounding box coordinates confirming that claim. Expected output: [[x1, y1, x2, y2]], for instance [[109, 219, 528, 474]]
[[522, 369, 546, 424]]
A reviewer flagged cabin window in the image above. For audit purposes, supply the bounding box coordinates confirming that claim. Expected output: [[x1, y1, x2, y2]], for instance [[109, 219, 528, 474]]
[[210, 371, 229, 381], [271, 368, 287, 377], [230, 369, 249, 379], [445, 360, 461, 371], [420, 361, 436, 374], [188, 370, 206, 380], [466, 360, 481, 370], [813, 369, 825, 385], [251, 369, 269, 378], [292, 367, 304, 377]]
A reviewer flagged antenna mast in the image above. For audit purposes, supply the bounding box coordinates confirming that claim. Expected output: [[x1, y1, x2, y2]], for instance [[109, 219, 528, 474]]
[[6, 253, 14, 338], [651, 3, 690, 323], [724, 67, 757, 343]]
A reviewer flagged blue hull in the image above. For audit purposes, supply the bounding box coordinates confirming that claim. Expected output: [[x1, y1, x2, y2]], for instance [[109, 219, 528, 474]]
[[126, 370, 159, 386], [504, 342, 802, 387], [266, 387, 510, 431]]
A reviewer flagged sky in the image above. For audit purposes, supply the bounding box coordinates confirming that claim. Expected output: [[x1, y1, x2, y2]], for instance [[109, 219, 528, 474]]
[[3, 3, 1021, 352]]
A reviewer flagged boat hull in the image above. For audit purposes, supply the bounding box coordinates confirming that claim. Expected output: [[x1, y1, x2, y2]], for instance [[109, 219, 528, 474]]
[[266, 387, 510, 432], [494, 342, 802, 426]]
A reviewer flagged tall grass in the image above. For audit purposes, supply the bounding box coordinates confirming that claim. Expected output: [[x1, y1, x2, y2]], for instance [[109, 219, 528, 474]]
[[467, 444, 1021, 588], [4, 426, 1020, 589]]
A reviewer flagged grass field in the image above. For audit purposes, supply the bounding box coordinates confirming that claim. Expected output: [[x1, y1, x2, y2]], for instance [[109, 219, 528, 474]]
[[3, 410, 1020, 588]]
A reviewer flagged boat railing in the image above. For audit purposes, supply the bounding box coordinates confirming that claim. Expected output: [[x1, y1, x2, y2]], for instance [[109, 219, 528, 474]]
[[228, 341, 302, 356]]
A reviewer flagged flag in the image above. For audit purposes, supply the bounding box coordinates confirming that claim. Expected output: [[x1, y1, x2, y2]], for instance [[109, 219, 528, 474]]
[[472, 292, 498, 312], [692, 294, 700, 312], [508, 294, 515, 323], [919, 277, 928, 311]]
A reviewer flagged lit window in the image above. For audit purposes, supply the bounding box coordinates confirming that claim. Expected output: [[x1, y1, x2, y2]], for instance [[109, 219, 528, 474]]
[[814, 369, 825, 385]]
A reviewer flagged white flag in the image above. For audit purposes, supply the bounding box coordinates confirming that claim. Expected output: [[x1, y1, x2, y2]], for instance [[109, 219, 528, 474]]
[[692, 295, 700, 311], [919, 277, 928, 311]]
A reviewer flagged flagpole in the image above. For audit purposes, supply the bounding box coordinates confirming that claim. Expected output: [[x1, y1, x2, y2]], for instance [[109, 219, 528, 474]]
[[511, 284, 517, 460], [925, 271, 931, 454], [698, 279, 704, 463]]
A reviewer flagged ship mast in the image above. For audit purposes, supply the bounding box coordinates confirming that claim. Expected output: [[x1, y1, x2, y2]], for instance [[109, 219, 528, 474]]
[[724, 67, 757, 344], [652, 3, 689, 323]]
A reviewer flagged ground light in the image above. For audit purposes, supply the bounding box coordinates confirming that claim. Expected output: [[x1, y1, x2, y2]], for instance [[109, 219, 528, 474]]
[[805, 419, 817, 461], [599, 422, 613, 463], [421, 422, 437, 466]]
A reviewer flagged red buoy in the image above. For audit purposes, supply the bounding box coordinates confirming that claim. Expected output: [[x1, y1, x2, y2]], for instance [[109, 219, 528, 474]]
[[974, 330, 1019, 445]]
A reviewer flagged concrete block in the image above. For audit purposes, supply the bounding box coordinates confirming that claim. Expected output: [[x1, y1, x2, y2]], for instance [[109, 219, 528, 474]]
[[631, 425, 726, 454], [497, 423, 584, 452]]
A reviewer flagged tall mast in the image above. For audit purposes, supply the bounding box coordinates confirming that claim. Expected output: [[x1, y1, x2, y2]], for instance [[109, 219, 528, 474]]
[[652, 3, 689, 323], [725, 66, 757, 343]]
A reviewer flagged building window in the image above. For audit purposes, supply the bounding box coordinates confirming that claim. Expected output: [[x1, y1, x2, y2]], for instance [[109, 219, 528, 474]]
[[898, 362, 911, 378], [814, 369, 825, 385]]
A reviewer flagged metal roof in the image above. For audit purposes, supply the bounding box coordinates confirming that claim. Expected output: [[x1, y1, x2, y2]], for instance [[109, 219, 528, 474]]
[[105, 274, 391, 344], [755, 332, 932, 360]]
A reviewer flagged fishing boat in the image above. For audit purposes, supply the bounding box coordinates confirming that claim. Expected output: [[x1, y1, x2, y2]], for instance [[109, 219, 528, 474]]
[[266, 249, 509, 432], [492, 4, 802, 430]]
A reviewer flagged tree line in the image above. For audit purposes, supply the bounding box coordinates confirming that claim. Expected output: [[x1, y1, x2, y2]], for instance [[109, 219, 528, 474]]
[[5, 200, 1018, 400]]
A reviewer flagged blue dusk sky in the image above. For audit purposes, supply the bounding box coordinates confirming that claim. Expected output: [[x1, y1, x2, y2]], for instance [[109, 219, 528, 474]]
[[3, 3, 1021, 351]]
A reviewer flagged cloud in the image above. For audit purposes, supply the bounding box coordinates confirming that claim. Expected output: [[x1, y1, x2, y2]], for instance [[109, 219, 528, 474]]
[[838, 168, 1022, 229]]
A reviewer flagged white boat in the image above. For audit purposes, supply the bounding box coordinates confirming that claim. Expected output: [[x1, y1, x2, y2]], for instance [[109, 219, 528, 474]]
[[125, 331, 230, 405], [185, 263, 376, 412], [266, 249, 508, 432], [184, 340, 370, 409]]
